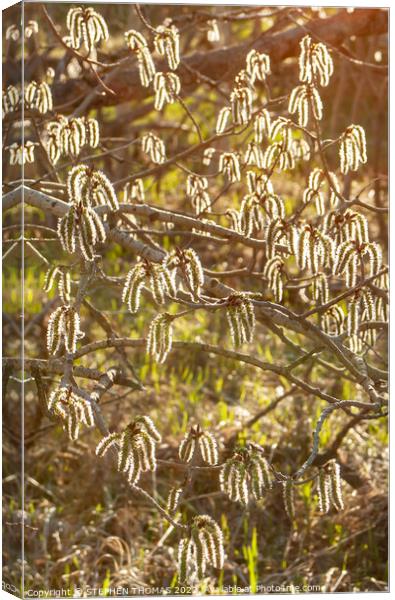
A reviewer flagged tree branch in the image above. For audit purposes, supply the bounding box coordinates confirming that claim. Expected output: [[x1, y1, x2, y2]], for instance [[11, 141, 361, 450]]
[[50, 9, 388, 109]]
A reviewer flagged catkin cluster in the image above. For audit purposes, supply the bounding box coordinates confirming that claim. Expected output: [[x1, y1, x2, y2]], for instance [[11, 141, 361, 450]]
[[153, 24, 180, 70], [219, 152, 241, 183], [288, 84, 322, 127], [215, 107, 231, 134], [303, 169, 340, 215], [24, 80, 53, 114], [334, 239, 382, 286], [125, 30, 156, 87], [44, 265, 71, 304], [165, 247, 205, 301], [297, 225, 334, 275], [178, 515, 224, 583], [321, 285, 381, 353], [232, 189, 284, 239], [346, 289, 376, 337], [47, 304, 83, 355], [123, 178, 145, 203], [186, 175, 211, 214], [146, 313, 174, 364], [325, 209, 369, 246], [220, 444, 272, 504], [122, 259, 176, 313], [299, 35, 334, 87], [47, 116, 100, 164], [96, 416, 161, 484], [339, 125, 367, 174], [264, 256, 285, 303], [48, 386, 94, 440], [254, 109, 272, 142], [179, 425, 219, 465], [265, 218, 299, 259], [2, 85, 20, 116], [166, 486, 184, 514], [263, 117, 296, 171], [246, 49, 271, 83], [312, 272, 329, 305], [317, 460, 344, 513], [291, 138, 311, 161], [247, 170, 274, 196], [66, 6, 109, 51], [244, 141, 265, 170], [6, 142, 36, 165], [153, 72, 181, 111], [226, 293, 255, 347], [57, 202, 106, 261], [321, 306, 345, 336], [226, 194, 263, 237], [231, 85, 253, 126], [57, 165, 118, 261], [141, 132, 166, 164]]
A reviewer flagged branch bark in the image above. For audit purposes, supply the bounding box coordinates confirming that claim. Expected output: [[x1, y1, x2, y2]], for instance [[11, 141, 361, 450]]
[[5, 185, 386, 397]]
